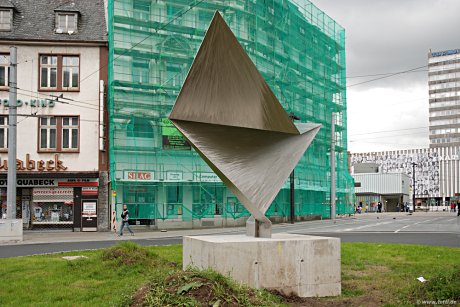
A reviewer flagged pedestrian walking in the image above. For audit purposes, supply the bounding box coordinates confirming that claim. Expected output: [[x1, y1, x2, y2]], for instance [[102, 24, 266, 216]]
[[450, 203, 455, 212], [457, 202, 460, 217], [119, 205, 134, 236], [377, 202, 382, 213]]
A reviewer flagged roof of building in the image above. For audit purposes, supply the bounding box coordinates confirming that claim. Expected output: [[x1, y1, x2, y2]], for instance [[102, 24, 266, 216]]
[[0, 0, 14, 8], [0, 0, 107, 43]]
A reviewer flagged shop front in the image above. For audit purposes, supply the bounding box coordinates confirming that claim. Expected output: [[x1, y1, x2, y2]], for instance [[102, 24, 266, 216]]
[[0, 176, 99, 230]]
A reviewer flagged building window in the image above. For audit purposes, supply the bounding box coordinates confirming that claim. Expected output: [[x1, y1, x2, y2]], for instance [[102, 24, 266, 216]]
[[0, 9, 12, 31], [40, 117, 57, 150], [39, 55, 79, 91], [133, 60, 149, 83], [62, 56, 79, 89], [39, 116, 79, 152], [127, 117, 154, 138], [40, 56, 57, 89], [62, 117, 78, 149], [0, 54, 9, 88], [0, 116, 8, 149], [56, 13, 77, 33]]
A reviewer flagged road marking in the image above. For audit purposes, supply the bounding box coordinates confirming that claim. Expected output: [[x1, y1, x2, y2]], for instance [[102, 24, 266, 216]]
[[393, 218, 442, 233], [343, 221, 394, 232], [340, 218, 412, 232], [394, 225, 410, 233]]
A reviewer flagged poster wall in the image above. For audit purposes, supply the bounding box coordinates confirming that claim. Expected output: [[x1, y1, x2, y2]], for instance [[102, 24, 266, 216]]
[[351, 149, 459, 199]]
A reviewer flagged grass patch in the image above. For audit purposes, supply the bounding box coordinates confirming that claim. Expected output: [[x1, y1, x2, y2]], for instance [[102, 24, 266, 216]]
[[0, 243, 181, 307], [0, 242, 458, 306]]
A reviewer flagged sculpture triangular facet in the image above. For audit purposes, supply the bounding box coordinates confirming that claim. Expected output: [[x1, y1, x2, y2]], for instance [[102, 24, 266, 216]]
[[169, 12, 298, 134]]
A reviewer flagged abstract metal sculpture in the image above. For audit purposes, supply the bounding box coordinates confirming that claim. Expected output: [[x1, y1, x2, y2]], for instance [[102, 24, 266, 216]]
[[169, 11, 321, 238]]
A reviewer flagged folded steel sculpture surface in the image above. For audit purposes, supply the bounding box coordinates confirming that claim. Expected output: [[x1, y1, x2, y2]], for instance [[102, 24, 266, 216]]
[[169, 11, 321, 238]]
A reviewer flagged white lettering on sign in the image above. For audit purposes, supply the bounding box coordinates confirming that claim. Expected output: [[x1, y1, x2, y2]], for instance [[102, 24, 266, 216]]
[[124, 171, 155, 181], [33, 188, 73, 196], [0, 178, 98, 187]]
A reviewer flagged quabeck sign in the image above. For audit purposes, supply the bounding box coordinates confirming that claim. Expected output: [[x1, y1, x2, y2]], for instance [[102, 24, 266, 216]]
[[0, 178, 98, 187], [161, 118, 191, 150]]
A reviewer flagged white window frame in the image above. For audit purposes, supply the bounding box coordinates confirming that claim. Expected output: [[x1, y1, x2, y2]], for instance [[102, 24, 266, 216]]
[[40, 55, 58, 89], [62, 56, 79, 89], [62, 117, 79, 150], [0, 116, 8, 149], [39, 117, 57, 150], [0, 9, 12, 31], [56, 13, 77, 33], [0, 54, 9, 88]]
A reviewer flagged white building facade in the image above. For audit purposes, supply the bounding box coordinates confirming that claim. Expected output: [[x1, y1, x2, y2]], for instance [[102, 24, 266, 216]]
[[0, 0, 108, 231], [352, 173, 410, 212], [351, 147, 460, 208], [428, 48, 460, 148]]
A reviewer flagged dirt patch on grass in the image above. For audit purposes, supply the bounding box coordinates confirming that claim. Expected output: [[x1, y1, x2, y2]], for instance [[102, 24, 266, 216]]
[[139, 269, 280, 307], [101, 242, 160, 266], [131, 283, 151, 307], [164, 271, 248, 306]]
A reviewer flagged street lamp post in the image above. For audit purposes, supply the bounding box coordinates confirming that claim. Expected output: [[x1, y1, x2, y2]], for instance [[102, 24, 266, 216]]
[[288, 112, 300, 224], [412, 162, 417, 213]]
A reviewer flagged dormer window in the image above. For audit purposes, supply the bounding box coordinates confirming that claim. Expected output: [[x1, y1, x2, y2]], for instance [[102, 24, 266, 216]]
[[0, 9, 12, 31], [56, 12, 77, 34]]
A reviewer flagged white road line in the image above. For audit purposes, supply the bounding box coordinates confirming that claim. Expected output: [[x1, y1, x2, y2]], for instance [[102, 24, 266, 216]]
[[394, 225, 410, 233], [280, 219, 374, 232], [343, 221, 394, 232], [340, 218, 412, 232], [394, 218, 439, 233]]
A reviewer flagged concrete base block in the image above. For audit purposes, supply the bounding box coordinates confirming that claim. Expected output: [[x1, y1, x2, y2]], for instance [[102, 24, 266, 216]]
[[183, 233, 341, 297], [0, 219, 23, 243]]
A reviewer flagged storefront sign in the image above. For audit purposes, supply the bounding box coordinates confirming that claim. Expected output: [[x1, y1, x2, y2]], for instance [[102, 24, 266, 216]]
[[33, 187, 74, 203], [161, 118, 191, 150], [195, 172, 221, 182], [1, 99, 55, 108], [166, 171, 183, 181], [431, 49, 459, 57], [0, 154, 67, 171], [124, 171, 155, 181], [82, 187, 98, 196], [0, 178, 99, 187], [82, 202, 97, 216]]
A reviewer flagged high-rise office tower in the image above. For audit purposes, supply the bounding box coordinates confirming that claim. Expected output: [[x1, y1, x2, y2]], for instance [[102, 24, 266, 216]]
[[428, 48, 460, 148]]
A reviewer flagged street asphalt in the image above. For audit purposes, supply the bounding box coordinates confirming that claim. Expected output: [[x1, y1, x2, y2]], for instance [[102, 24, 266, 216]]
[[1, 212, 458, 258]]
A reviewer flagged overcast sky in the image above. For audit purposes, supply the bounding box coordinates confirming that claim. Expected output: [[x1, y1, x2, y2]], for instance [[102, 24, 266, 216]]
[[312, 0, 460, 153]]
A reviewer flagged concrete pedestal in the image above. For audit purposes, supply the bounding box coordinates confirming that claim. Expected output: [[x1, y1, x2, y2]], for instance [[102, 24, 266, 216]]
[[183, 233, 341, 297], [0, 219, 23, 243]]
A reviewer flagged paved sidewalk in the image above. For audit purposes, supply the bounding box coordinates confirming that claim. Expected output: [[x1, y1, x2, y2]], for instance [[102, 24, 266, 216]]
[[351, 211, 455, 218], [9, 226, 245, 246]]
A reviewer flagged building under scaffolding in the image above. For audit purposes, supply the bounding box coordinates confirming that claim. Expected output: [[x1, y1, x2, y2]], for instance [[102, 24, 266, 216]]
[[107, 0, 355, 228]]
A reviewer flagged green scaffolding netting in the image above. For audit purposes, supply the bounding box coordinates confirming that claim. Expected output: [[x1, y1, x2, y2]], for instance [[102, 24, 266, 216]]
[[108, 0, 355, 222]]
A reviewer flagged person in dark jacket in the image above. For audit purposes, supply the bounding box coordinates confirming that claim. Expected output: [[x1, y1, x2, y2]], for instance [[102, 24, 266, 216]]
[[119, 205, 134, 236]]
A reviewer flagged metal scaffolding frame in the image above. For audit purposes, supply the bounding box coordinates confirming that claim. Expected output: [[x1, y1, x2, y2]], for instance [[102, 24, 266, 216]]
[[107, 0, 355, 222]]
